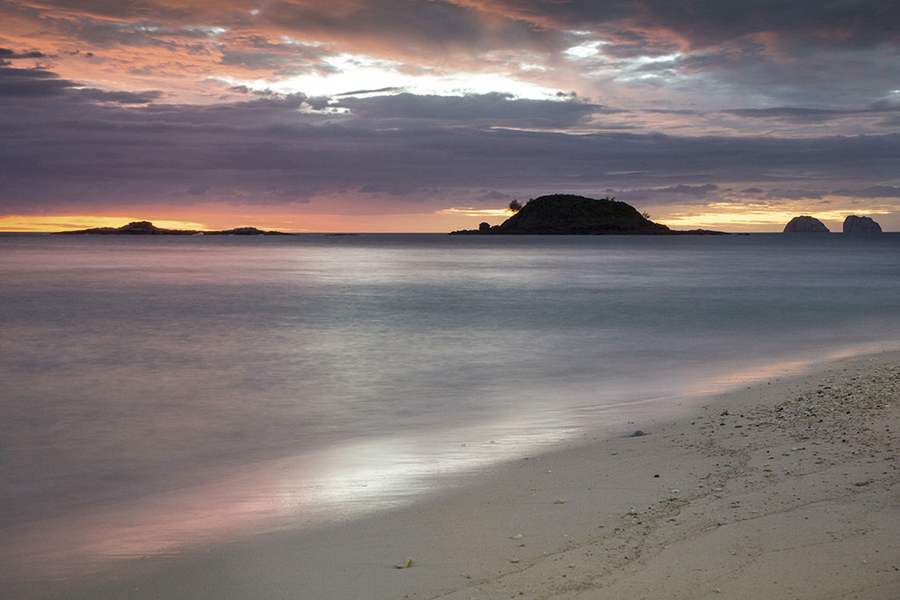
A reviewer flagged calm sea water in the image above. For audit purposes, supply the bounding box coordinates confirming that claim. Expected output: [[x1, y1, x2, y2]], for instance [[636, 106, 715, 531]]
[[2, 232, 899, 583]]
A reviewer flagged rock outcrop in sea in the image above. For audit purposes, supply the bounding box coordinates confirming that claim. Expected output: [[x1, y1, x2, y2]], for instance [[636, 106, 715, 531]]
[[451, 194, 726, 235], [783, 216, 830, 233], [56, 221, 288, 235], [842, 215, 882, 233]]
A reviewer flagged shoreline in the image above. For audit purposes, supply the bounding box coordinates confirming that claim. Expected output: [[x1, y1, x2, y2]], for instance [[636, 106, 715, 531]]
[[16, 350, 900, 599]]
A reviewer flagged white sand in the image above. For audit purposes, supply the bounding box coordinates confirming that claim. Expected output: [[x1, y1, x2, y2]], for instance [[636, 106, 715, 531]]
[[22, 351, 900, 599]]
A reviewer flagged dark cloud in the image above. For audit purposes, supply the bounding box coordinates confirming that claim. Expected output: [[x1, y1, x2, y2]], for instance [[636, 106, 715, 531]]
[[766, 189, 827, 200], [334, 92, 613, 129], [464, 0, 899, 56], [479, 190, 513, 201], [0, 48, 46, 60], [336, 87, 405, 97], [2, 79, 899, 214], [0, 65, 162, 104], [0, 66, 75, 97], [833, 185, 900, 199], [655, 184, 718, 196], [217, 35, 337, 76], [631, 0, 900, 51], [75, 88, 165, 104], [606, 183, 720, 204], [723, 105, 900, 123]]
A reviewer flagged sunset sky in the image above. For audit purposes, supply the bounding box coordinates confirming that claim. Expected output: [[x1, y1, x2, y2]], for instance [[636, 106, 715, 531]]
[[1, 0, 898, 232]]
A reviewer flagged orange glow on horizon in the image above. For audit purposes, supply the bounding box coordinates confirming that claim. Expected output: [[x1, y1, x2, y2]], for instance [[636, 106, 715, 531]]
[[656, 203, 888, 233], [0, 215, 211, 233], [0, 210, 502, 234], [4, 202, 892, 235]]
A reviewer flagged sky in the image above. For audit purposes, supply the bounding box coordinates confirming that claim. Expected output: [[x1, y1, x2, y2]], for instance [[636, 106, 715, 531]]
[[1, 0, 899, 232]]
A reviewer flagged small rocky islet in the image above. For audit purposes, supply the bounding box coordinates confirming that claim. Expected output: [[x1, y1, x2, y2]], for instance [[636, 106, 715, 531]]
[[842, 215, 882, 233], [56, 220, 288, 235], [783, 214, 883, 233]]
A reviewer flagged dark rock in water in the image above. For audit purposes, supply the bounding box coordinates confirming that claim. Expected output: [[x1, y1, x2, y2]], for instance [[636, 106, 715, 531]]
[[57, 221, 288, 235], [451, 194, 728, 235], [496, 195, 670, 235], [57, 221, 198, 235], [842, 215, 882, 233], [783, 216, 830, 233], [205, 226, 288, 236]]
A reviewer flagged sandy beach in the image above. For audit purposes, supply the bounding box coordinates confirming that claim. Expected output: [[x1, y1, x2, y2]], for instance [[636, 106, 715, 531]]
[[20, 351, 900, 600]]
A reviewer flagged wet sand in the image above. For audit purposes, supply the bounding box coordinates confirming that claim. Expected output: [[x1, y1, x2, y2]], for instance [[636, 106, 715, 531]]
[[20, 351, 900, 599]]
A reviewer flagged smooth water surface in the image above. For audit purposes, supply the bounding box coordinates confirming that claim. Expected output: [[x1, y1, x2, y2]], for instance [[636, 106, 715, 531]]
[[2, 232, 899, 583]]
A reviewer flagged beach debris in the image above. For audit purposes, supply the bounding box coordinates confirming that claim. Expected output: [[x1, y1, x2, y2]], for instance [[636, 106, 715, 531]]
[[554, 499, 566, 504], [629, 430, 647, 437], [511, 534, 524, 540], [394, 557, 414, 569]]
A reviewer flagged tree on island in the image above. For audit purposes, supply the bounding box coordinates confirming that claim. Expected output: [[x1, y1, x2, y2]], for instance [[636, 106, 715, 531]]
[[508, 199, 523, 212]]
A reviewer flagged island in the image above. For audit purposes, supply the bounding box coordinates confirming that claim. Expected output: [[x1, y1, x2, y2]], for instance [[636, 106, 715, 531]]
[[56, 221, 289, 235], [783, 215, 829, 233], [450, 195, 726, 235], [843, 215, 882, 233]]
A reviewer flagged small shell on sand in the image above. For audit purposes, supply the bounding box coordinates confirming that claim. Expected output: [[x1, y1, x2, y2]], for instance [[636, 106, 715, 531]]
[[394, 557, 413, 569]]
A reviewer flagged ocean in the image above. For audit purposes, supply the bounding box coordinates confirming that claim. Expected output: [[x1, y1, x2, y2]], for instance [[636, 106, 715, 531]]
[[2, 232, 899, 584]]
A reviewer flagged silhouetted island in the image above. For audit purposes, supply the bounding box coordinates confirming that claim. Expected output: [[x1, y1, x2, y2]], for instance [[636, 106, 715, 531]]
[[783, 216, 829, 233], [56, 221, 289, 235], [843, 215, 882, 233], [451, 195, 727, 235]]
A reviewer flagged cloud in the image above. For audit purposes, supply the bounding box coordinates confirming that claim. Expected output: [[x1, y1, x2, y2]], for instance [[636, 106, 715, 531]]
[[0, 47, 46, 60], [766, 188, 827, 200], [1, 2, 899, 225], [608, 183, 720, 203], [0, 65, 162, 103], [630, 0, 900, 51], [334, 92, 613, 129], [478, 190, 514, 202], [0, 66, 75, 97], [655, 184, 718, 196], [3, 0, 898, 122], [832, 185, 900, 199], [723, 105, 900, 124], [3, 76, 899, 215], [75, 88, 165, 104]]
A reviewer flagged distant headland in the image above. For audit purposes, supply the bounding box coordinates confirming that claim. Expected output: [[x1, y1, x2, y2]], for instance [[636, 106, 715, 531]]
[[451, 195, 727, 235], [56, 221, 289, 236]]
